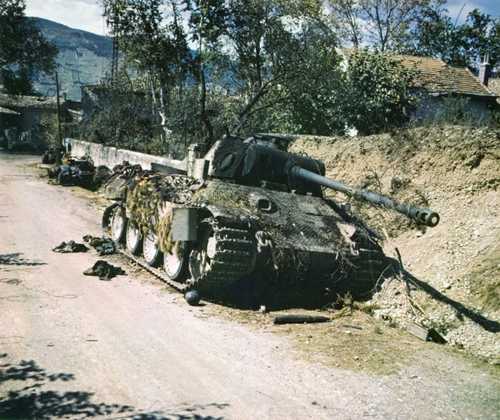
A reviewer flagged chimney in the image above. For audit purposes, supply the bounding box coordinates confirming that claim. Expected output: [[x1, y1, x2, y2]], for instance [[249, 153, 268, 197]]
[[479, 54, 491, 86]]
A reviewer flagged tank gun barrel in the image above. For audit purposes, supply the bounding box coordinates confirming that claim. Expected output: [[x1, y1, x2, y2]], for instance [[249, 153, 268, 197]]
[[290, 166, 440, 227]]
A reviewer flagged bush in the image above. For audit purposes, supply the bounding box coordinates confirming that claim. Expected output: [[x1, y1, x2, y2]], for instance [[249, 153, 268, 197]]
[[342, 50, 418, 135]]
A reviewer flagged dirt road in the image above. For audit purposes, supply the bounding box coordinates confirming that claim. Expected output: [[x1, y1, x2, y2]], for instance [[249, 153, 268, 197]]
[[0, 153, 499, 420]]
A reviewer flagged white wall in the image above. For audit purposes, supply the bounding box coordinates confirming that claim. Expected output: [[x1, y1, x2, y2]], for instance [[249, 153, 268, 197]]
[[67, 138, 185, 171]]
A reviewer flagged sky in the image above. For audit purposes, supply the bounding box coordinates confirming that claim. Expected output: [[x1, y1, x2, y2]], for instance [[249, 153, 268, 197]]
[[25, 0, 500, 36]]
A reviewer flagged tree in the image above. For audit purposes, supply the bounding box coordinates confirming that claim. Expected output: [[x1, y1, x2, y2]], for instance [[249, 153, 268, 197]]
[[456, 9, 500, 69], [326, 0, 364, 47], [342, 50, 417, 135], [327, 0, 433, 52], [223, 0, 325, 134], [398, 1, 462, 63], [183, 0, 228, 145], [401, 6, 500, 70], [276, 21, 345, 134], [103, 0, 191, 151], [0, 0, 57, 94]]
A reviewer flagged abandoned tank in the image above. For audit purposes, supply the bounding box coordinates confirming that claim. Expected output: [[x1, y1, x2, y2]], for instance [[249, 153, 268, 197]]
[[102, 134, 440, 303]]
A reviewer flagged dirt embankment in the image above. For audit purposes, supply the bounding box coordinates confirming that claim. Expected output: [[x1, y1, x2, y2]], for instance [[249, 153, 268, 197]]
[[290, 125, 500, 363]]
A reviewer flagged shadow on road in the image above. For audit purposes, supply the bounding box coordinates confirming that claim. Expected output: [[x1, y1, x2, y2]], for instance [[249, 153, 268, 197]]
[[0, 253, 46, 267], [0, 354, 228, 419]]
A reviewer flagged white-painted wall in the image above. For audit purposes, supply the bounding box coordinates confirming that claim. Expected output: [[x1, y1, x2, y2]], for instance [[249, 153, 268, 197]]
[[66, 138, 185, 171]]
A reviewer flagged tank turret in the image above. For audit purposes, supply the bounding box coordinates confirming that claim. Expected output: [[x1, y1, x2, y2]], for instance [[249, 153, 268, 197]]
[[202, 136, 440, 227]]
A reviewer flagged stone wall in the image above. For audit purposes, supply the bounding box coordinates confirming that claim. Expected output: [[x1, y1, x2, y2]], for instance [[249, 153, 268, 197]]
[[66, 138, 185, 171]]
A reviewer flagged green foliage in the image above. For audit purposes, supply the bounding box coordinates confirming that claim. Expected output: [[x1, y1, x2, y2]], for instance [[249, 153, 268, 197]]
[[0, 0, 57, 94], [96, 0, 422, 155], [80, 75, 157, 154], [342, 50, 418, 135], [277, 23, 345, 135], [401, 5, 500, 70]]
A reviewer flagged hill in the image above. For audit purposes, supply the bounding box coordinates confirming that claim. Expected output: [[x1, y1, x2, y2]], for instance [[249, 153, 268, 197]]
[[30, 17, 112, 101]]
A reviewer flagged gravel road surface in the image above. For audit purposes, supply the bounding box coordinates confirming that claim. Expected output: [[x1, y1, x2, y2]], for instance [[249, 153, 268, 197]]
[[0, 153, 499, 420]]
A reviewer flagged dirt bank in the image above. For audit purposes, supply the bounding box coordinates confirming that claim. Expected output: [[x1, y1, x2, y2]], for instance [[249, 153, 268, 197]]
[[290, 125, 500, 363]]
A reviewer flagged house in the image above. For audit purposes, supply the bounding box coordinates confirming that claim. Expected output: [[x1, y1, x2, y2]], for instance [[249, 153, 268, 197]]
[[0, 92, 68, 151], [393, 55, 498, 122], [487, 77, 500, 105], [339, 49, 498, 125]]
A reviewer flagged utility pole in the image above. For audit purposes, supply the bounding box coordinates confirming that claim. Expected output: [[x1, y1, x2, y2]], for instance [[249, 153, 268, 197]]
[[111, 36, 119, 83], [55, 71, 63, 163]]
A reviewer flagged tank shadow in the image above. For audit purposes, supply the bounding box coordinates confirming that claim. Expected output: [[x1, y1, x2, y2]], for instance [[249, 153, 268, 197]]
[[0, 253, 46, 267], [0, 354, 229, 419], [389, 258, 500, 333]]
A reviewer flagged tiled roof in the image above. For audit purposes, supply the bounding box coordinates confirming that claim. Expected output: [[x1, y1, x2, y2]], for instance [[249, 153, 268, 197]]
[[0, 106, 20, 115], [0, 93, 60, 110], [393, 55, 497, 98]]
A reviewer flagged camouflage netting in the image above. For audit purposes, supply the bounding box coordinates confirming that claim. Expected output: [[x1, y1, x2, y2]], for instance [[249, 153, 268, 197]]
[[102, 162, 145, 200], [125, 174, 197, 253], [191, 181, 252, 213]]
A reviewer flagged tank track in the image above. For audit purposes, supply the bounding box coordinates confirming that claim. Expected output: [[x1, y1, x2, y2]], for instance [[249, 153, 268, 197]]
[[188, 219, 256, 293], [119, 248, 191, 292], [349, 248, 391, 280], [106, 211, 256, 294]]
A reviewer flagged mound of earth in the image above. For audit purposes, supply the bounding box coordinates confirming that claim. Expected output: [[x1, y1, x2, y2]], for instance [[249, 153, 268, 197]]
[[290, 125, 500, 363]]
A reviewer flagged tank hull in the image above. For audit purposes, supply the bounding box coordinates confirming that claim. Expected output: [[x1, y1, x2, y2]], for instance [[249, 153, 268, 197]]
[[104, 175, 388, 298]]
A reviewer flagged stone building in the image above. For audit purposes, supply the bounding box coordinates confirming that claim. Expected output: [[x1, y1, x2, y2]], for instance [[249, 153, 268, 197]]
[[0, 90, 72, 151], [396, 55, 498, 123]]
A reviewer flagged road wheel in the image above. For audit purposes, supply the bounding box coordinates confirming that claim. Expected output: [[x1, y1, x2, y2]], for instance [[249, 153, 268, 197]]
[[143, 232, 162, 267], [57, 171, 70, 186], [164, 242, 189, 281], [189, 224, 215, 283], [110, 207, 127, 243], [126, 222, 142, 255]]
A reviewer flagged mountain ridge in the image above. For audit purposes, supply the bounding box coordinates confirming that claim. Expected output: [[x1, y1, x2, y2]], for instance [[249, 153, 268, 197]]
[[30, 17, 112, 100]]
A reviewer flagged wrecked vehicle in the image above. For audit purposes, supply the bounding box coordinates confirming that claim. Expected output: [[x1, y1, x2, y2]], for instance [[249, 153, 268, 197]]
[[102, 135, 440, 302], [41, 147, 63, 164], [49, 156, 95, 187]]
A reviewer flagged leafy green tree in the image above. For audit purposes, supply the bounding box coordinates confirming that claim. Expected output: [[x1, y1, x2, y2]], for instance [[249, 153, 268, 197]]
[[183, 0, 228, 145], [0, 0, 57, 94], [276, 22, 345, 135], [342, 50, 417, 135], [401, 5, 500, 70], [223, 0, 325, 134], [459, 9, 500, 69], [103, 0, 190, 151]]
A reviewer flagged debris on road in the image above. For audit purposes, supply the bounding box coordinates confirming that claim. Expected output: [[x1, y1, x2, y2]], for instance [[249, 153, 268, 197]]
[[49, 155, 95, 187], [406, 322, 446, 344], [83, 260, 126, 280], [273, 314, 331, 325], [82, 235, 116, 256], [185, 290, 201, 306], [52, 240, 88, 253]]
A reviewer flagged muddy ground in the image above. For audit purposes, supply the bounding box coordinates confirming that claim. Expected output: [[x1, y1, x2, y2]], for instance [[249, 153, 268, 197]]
[[0, 149, 499, 419]]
